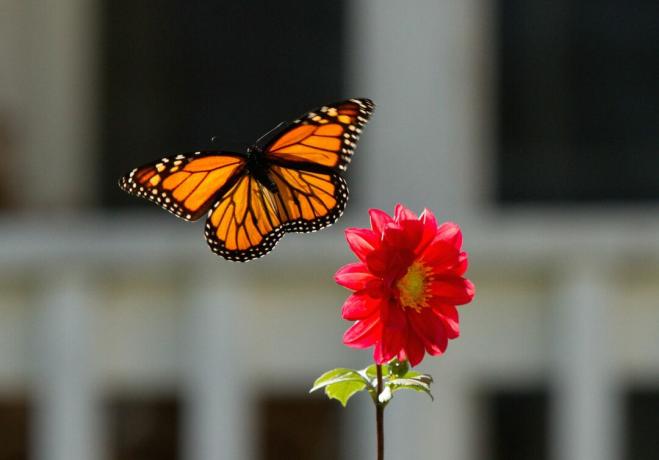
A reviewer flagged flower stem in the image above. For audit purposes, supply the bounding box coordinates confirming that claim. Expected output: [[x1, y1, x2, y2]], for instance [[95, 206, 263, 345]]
[[376, 364, 384, 460]]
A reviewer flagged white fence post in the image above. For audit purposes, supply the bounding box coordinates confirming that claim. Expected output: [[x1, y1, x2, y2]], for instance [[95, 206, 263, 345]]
[[32, 269, 99, 460], [551, 261, 619, 460], [182, 269, 250, 460]]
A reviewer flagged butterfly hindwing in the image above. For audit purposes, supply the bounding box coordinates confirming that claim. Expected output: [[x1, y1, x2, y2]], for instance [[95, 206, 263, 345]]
[[265, 98, 374, 171], [119, 151, 246, 221], [269, 166, 348, 232], [204, 168, 348, 261], [205, 174, 285, 261]]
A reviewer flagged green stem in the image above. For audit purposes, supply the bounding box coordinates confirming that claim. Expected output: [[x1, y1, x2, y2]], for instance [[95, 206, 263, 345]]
[[376, 364, 384, 460]]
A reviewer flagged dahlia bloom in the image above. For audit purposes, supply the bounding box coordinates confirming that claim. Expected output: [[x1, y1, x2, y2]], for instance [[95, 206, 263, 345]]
[[334, 204, 475, 366]]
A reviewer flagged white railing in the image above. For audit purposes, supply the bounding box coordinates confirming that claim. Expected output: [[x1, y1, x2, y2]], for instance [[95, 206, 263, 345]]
[[1, 213, 658, 459]]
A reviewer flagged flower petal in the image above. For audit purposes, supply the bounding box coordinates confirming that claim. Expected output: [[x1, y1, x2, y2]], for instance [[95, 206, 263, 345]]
[[453, 251, 469, 276], [373, 341, 388, 364], [345, 227, 379, 262], [402, 332, 426, 366], [435, 222, 463, 249], [367, 246, 414, 280], [430, 277, 475, 305], [383, 220, 424, 251], [369, 208, 393, 235], [431, 304, 460, 339], [417, 208, 438, 253], [420, 240, 460, 272], [341, 292, 380, 320], [409, 308, 448, 355], [374, 301, 407, 363], [334, 262, 379, 291], [394, 203, 417, 222], [343, 312, 382, 348]]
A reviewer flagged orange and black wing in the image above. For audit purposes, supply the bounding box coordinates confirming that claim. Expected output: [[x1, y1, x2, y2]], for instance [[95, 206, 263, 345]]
[[264, 98, 374, 171], [204, 166, 349, 261], [263, 99, 372, 235], [119, 151, 246, 221], [269, 165, 348, 232], [203, 99, 374, 261], [204, 174, 285, 261]]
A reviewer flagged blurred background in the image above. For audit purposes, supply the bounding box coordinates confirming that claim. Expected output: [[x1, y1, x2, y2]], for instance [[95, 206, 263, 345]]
[[0, 0, 658, 459]]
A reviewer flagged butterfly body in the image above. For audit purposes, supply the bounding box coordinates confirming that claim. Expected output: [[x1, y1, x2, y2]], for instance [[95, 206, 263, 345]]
[[119, 98, 374, 261], [244, 148, 278, 193]]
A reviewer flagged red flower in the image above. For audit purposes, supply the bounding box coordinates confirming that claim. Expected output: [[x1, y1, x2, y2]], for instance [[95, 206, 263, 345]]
[[334, 204, 475, 366]]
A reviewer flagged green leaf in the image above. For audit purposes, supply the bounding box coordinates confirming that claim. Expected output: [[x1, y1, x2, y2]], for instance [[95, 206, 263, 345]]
[[325, 380, 368, 407], [400, 370, 433, 385], [388, 377, 434, 400], [363, 363, 390, 380], [310, 368, 367, 393]]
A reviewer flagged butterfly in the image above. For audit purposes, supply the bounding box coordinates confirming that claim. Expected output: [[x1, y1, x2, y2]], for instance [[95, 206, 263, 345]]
[[119, 98, 375, 261]]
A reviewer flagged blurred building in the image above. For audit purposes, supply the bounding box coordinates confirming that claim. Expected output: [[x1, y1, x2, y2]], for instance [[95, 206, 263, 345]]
[[0, 1, 658, 460]]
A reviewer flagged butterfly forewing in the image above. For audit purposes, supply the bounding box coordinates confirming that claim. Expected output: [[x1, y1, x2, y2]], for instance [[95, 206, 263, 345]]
[[265, 98, 374, 171], [119, 151, 246, 221]]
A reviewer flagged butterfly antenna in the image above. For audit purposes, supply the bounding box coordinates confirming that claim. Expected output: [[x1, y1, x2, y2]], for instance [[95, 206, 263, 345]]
[[211, 135, 246, 145], [210, 135, 251, 150], [254, 121, 287, 147]]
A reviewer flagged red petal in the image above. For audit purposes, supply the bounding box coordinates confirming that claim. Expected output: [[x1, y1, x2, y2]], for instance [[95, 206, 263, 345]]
[[403, 332, 426, 366], [417, 208, 438, 253], [374, 301, 407, 363], [394, 203, 417, 222], [409, 308, 448, 355], [373, 341, 389, 364], [435, 222, 463, 249], [367, 246, 415, 280], [342, 292, 379, 320], [345, 227, 379, 262], [453, 252, 469, 276], [420, 240, 460, 272], [365, 247, 392, 277], [343, 312, 382, 348], [431, 304, 460, 339], [369, 208, 393, 235], [383, 220, 424, 251], [429, 277, 475, 305], [334, 262, 378, 290]]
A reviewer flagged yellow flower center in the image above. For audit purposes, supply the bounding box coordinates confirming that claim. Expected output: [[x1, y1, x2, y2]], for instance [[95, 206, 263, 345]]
[[396, 261, 432, 311]]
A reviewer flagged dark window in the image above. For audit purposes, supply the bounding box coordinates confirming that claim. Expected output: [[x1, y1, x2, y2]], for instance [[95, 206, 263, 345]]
[[484, 388, 548, 460], [0, 398, 30, 460], [259, 395, 342, 460], [625, 388, 659, 460], [496, 0, 659, 204], [106, 396, 180, 460], [0, 115, 14, 209], [100, 0, 345, 208]]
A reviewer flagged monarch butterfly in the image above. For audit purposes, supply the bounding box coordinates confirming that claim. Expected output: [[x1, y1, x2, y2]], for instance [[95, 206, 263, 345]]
[[119, 98, 375, 261]]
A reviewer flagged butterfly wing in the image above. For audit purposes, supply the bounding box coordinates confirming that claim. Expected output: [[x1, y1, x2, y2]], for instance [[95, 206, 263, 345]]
[[264, 98, 374, 171], [120, 99, 374, 262], [204, 167, 348, 261], [203, 99, 374, 261], [263, 98, 372, 234], [119, 151, 246, 221], [269, 166, 348, 232], [205, 174, 285, 261]]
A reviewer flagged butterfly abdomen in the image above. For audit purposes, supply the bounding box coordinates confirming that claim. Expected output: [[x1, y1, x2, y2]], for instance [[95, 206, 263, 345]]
[[246, 151, 277, 193]]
